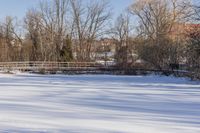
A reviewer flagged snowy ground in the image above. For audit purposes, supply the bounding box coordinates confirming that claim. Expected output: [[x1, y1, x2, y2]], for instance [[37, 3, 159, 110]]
[[0, 73, 199, 133]]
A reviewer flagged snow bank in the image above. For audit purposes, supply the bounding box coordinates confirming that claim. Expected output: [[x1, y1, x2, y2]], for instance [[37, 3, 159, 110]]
[[0, 74, 199, 133]]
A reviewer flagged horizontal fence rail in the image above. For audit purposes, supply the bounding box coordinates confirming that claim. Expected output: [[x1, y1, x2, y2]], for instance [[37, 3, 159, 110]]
[[0, 62, 104, 71], [0, 62, 193, 78]]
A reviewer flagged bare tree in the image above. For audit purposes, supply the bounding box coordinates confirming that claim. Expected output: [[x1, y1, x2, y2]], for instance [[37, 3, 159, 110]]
[[129, 0, 192, 70], [113, 13, 133, 68], [24, 0, 72, 62], [24, 9, 43, 61], [39, 0, 70, 61], [186, 2, 200, 79], [70, 0, 111, 61], [0, 16, 23, 61]]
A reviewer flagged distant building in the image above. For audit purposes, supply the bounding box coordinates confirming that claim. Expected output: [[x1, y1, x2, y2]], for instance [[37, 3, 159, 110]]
[[93, 38, 116, 66]]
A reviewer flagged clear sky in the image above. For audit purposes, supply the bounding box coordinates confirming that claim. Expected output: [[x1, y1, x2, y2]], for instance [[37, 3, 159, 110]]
[[0, 0, 133, 20]]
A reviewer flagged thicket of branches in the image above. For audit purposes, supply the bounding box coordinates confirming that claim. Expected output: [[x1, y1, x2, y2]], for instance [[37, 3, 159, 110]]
[[0, 0, 200, 78], [0, 0, 111, 62], [128, 0, 200, 79]]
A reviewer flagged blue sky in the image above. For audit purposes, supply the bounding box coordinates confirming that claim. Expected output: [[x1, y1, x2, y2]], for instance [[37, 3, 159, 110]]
[[0, 0, 133, 20]]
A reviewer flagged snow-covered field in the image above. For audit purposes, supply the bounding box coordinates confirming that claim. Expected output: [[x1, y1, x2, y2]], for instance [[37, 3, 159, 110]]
[[0, 73, 199, 133]]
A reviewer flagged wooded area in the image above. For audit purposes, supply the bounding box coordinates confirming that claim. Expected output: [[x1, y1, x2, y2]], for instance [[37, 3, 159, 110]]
[[0, 0, 200, 79]]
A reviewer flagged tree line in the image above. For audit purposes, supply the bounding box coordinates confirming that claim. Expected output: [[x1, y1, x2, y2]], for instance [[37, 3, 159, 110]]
[[118, 0, 200, 79], [0, 0, 111, 62], [0, 0, 200, 78]]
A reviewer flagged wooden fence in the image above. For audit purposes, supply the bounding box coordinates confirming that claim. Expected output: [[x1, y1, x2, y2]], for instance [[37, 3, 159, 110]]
[[0, 61, 195, 79], [0, 62, 103, 71]]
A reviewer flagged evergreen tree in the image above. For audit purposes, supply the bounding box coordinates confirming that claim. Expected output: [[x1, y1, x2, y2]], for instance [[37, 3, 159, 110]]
[[60, 35, 73, 62]]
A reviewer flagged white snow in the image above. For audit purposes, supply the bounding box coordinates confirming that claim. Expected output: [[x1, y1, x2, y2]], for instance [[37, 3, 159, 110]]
[[0, 73, 199, 133]]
